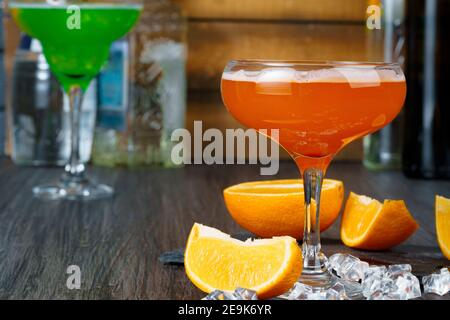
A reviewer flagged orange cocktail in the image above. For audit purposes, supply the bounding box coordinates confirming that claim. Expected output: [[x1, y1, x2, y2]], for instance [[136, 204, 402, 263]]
[[222, 65, 406, 171], [221, 61, 406, 289]]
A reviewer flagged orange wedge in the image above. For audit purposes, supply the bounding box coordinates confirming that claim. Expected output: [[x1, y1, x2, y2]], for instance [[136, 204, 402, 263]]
[[341, 192, 419, 250], [223, 179, 344, 239], [436, 195, 450, 259], [184, 223, 302, 299]]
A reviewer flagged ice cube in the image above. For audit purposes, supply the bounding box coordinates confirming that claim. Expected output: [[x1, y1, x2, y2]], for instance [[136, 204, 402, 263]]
[[363, 276, 394, 299], [328, 253, 347, 269], [345, 261, 369, 282], [328, 253, 369, 282], [364, 265, 387, 278], [284, 282, 313, 300], [202, 289, 239, 300], [369, 290, 397, 300], [387, 264, 412, 277], [363, 264, 421, 300], [234, 288, 258, 300], [283, 281, 349, 300], [422, 268, 450, 296], [326, 282, 349, 300], [338, 278, 364, 299], [392, 272, 421, 300], [308, 291, 328, 300], [203, 290, 227, 300], [362, 277, 382, 298]]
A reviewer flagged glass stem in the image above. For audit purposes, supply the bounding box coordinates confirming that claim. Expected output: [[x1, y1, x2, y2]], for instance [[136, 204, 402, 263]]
[[64, 85, 86, 182], [302, 167, 328, 274]]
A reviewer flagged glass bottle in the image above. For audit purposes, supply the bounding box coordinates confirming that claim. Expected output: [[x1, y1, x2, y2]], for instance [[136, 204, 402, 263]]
[[0, 0, 5, 154], [11, 36, 96, 166], [363, 0, 406, 170], [92, 0, 187, 167], [402, 0, 450, 179]]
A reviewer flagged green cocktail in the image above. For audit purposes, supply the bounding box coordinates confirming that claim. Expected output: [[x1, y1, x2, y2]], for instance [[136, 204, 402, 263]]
[[11, 3, 141, 91], [9, 1, 143, 200]]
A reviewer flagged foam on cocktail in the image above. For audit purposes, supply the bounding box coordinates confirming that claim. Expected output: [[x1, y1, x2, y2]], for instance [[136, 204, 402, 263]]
[[222, 67, 405, 85]]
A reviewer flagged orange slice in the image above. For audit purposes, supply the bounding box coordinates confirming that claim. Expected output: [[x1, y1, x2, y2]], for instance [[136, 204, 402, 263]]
[[341, 192, 419, 250], [184, 223, 302, 299], [223, 179, 344, 239], [436, 195, 450, 259]]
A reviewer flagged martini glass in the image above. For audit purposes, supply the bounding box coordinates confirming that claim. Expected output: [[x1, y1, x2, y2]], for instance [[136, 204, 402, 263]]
[[9, 0, 143, 200], [221, 60, 406, 289]]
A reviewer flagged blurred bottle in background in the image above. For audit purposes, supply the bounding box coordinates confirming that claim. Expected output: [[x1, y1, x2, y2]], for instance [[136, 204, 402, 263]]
[[11, 36, 96, 166], [92, 0, 187, 168], [0, 0, 5, 156], [363, 0, 406, 171], [402, 0, 450, 179], [2, 0, 20, 157]]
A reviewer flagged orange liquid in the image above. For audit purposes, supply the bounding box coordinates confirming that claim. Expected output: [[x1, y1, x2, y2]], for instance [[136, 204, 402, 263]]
[[221, 72, 406, 171]]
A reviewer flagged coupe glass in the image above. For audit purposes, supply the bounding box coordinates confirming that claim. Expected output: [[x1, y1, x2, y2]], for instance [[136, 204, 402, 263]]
[[9, 0, 143, 200], [221, 60, 406, 288]]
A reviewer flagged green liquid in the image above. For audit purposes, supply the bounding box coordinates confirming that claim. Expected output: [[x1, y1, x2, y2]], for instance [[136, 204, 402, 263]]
[[10, 3, 142, 91]]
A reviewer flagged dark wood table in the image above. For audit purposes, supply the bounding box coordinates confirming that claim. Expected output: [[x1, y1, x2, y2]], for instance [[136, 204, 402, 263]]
[[0, 159, 449, 300]]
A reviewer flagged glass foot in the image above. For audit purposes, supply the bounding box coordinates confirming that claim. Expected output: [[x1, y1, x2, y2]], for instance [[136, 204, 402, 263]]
[[298, 252, 364, 299], [299, 268, 335, 289], [33, 178, 113, 201], [300, 244, 333, 288]]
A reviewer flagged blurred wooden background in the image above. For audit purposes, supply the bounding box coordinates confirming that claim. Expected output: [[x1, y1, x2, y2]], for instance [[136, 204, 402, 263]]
[[3, 0, 383, 161], [177, 0, 383, 160]]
